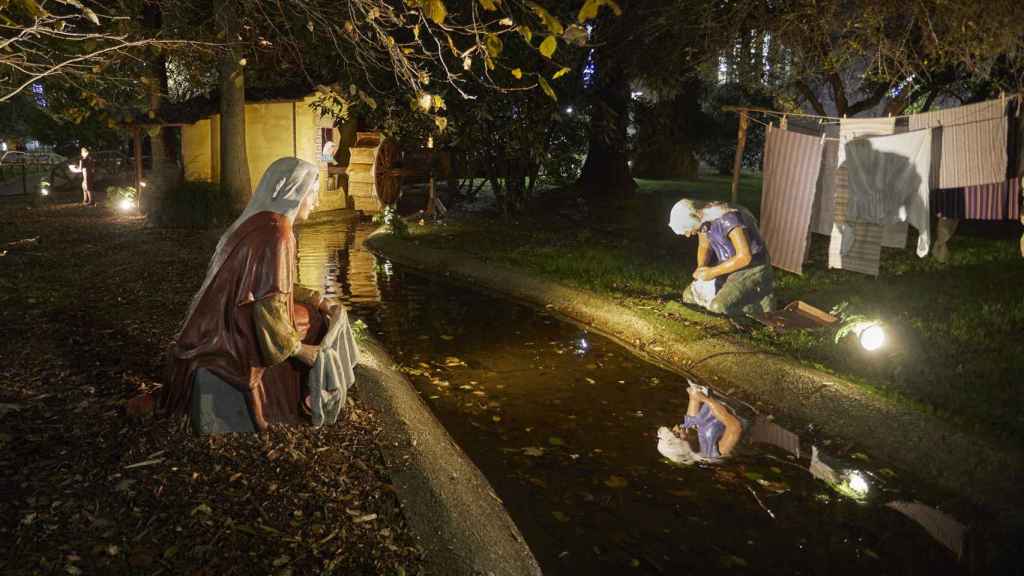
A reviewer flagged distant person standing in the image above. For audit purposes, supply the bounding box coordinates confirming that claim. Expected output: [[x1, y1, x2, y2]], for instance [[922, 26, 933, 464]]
[[68, 147, 94, 205]]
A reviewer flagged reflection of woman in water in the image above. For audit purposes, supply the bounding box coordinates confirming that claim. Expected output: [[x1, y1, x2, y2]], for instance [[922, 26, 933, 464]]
[[677, 386, 742, 457], [663, 386, 742, 461], [668, 199, 774, 316]]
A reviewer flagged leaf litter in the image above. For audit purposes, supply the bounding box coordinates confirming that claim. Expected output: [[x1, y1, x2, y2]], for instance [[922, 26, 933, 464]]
[[0, 203, 424, 575]]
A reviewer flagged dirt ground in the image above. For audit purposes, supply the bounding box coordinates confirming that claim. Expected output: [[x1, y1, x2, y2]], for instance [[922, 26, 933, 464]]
[[0, 197, 424, 575]]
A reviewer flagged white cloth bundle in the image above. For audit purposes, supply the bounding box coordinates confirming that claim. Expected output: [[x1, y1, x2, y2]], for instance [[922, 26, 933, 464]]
[[690, 279, 717, 308], [308, 306, 361, 427]]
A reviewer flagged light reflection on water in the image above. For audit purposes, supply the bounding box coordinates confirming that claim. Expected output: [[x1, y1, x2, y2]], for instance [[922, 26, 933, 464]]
[[296, 212, 981, 575]]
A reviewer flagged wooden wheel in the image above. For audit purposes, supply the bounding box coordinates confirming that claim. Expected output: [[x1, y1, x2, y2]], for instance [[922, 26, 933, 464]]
[[374, 139, 401, 207]]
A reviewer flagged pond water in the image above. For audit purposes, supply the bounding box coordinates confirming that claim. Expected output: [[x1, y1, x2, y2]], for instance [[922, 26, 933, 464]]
[[296, 212, 995, 575]]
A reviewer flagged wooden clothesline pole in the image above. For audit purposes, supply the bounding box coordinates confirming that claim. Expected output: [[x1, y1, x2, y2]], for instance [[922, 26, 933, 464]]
[[730, 110, 749, 205]]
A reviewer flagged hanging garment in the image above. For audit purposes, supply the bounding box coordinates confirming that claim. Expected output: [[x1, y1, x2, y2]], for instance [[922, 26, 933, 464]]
[[930, 178, 1021, 220], [1005, 96, 1023, 179], [844, 129, 932, 257], [760, 127, 825, 274], [908, 98, 1008, 189], [307, 306, 361, 428], [964, 177, 1021, 220], [828, 117, 895, 275], [881, 222, 908, 249], [809, 124, 840, 236], [930, 187, 966, 219]]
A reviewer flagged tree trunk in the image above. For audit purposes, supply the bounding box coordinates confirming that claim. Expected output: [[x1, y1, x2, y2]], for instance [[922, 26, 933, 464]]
[[217, 4, 250, 212], [219, 51, 251, 212], [578, 74, 635, 197]]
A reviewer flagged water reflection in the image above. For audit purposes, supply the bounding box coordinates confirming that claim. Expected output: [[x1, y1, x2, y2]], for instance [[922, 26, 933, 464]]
[[296, 212, 979, 575]]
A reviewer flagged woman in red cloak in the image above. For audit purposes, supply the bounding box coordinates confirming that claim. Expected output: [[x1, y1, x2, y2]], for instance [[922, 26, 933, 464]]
[[160, 157, 339, 431]]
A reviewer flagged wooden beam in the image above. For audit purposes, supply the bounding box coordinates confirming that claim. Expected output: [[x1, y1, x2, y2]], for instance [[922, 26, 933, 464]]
[[730, 110, 749, 205]]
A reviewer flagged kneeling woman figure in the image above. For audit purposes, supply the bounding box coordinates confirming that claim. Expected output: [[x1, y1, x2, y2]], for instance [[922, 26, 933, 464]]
[[161, 158, 348, 431], [668, 199, 774, 316]]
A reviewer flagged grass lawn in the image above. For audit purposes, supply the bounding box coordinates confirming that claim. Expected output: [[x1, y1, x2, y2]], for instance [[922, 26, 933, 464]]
[[406, 175, 1024, 444]]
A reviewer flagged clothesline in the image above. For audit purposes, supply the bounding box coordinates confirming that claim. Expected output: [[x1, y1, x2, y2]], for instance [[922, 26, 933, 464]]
[[723, 92, 1022, 123], [745, 107, 1017, 143]]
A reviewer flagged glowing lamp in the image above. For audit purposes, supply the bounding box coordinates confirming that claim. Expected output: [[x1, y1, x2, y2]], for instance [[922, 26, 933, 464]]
[[140, 180, 148, 188], [118, 198, 135, 212], [845, 471, 869, 498], [856, 323, 885, 351]]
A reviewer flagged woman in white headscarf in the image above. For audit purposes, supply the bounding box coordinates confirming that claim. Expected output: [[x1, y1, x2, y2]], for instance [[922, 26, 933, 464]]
[[668, 199, 774, 316], [161, 158, 340, 431]]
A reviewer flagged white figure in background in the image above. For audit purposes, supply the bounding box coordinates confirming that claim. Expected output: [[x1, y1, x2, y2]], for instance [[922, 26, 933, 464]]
[[67, 147, 94, 205]]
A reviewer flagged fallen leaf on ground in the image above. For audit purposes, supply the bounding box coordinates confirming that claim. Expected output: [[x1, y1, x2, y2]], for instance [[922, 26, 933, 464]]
[[604, 475, 628, 489]]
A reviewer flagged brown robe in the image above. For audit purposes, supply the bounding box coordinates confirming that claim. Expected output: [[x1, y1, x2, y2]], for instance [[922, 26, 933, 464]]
[[160, 211, 325, 430]]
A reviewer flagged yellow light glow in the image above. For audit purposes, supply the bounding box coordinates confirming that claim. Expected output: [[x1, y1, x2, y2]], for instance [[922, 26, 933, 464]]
[[858, 324, 885, 351], [847, 471, 869, 497], [118, 198, 135, 212]]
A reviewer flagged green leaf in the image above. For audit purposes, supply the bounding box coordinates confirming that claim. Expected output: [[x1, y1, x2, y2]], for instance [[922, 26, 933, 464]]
[[485, 33, 503, 58], [517, 25, 532, 43], [577, 0, 599, 23], [552, 67, 570, 79], [511, 68, 523, 79], [82, 7, 100, 26], [527, 2, 563, 35], [538, 76, 556, 101], [478, 0, 498, 11], [425, 0, 447, 25], [539, 35, 557, 58]]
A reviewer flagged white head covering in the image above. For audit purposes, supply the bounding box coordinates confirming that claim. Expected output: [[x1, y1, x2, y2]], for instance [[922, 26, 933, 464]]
[[668, 199, 700, 235], [178, 158, 320, 332]]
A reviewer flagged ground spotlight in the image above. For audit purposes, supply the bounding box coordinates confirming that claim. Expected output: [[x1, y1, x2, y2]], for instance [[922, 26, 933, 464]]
[[845, 470, 870, 498], [118, 198, 135, 212], [854, 322, 885, 351]]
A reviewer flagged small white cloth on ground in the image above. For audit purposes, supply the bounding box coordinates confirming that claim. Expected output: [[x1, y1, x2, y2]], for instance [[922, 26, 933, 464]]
[[308, 306, 361, 427], [690, 279, 717, 308]]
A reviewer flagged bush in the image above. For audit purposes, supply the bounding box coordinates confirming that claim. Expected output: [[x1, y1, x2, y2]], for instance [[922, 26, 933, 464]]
[[149, 181, 235, 228]]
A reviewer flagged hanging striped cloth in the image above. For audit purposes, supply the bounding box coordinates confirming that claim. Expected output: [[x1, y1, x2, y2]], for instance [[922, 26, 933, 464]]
[[760, 127, 825, 275]]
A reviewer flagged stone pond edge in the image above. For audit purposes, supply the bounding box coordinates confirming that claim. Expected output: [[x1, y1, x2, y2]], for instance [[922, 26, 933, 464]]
[[354, 335, 543, 576], [362, 227, 1024, 524]]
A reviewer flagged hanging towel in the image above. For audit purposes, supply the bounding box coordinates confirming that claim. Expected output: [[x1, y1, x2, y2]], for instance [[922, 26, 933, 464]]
[[307, 307, 361, 428], [828, 117, 895, 275], [845, 129, 932, 257], [908, 98, 1008, 189], [931, 178, 1020, 220], [760, 127, 825, 275], [1007, 97, 1023, 178], [881, 222, 908, 249], [931, 187, 966, 219], [809, 124, 840, 236], [964, 177, 1021, 220]]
